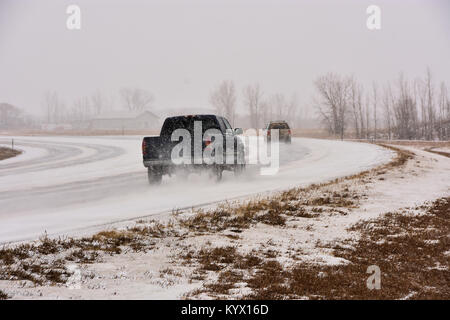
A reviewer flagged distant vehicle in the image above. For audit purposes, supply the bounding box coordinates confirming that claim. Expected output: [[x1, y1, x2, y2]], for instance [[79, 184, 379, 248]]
[[142, 115, 245, 184], [265, 120, 292, 143]]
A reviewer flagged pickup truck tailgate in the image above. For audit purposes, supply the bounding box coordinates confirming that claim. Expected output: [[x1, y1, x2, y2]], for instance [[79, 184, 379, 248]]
[[142, 136, 174, 161]]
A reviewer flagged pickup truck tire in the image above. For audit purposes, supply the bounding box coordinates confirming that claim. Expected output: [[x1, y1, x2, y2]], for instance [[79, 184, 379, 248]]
[[147, 168, 162, 185]]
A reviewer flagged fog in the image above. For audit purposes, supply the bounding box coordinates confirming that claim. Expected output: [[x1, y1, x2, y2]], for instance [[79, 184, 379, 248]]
[[0, 0, 449, 117]]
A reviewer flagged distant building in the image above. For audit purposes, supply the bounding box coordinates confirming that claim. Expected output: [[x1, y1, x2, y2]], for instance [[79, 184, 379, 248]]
[[88, 111, 160, 130], [41, 123, 73, 131]]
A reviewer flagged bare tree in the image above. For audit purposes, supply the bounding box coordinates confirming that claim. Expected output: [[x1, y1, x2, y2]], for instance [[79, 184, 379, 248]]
[[210, 80, 236, 125], [372, 82, 378, 140], [425, 68, 435, 140], [43, 91, 66, 124], [314, 73, 351, 140], [365, 94, 371, 139], [382, 83, 393, 140], [0, 103, 23, 129], [393, 73, 417, 139], [271, 94, 287, 119], [120, 88, 154, 112], [287, 94, 299, 126], [358, 89, 366, 139], [315, 68, 448, 141], [265, 93, 299, 125], [70, 96, 91, 122], [90, 90, 107, 116], [243, 84, 263, 128], [437, 82, 449, 139], [260, 100, 272, 127], [350, 77, 364, 138]]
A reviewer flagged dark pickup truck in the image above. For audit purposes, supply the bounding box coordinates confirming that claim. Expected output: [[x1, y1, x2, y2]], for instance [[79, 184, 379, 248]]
[[142, 114, 245, 184]]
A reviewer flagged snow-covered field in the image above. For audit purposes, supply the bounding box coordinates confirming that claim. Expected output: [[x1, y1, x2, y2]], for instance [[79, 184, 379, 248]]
[[0, 136, 393, 244]]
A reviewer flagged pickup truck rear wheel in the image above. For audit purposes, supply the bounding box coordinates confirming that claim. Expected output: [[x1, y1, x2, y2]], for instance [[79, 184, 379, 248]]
[[147, 168, 162, 185]]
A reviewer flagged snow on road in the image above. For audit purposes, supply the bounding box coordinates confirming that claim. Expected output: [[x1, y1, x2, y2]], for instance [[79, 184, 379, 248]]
[[0, 136, 393, 243]]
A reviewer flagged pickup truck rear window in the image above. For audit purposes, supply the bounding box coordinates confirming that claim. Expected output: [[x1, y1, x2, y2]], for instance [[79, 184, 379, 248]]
[[160, 116, 220, 136], [269, 123, 290, 129]]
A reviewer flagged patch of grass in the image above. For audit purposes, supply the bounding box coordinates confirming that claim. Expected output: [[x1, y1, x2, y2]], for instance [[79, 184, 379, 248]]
[[0, 290, 9, 300], [182, 145, 410, 236], [306, 193, 355, 208], [65, 249, 99, 263], [183, 246, 262, 298], [425, 147, 450, 158], [2, 268, 43, 285], [234, 253, 263, 270], [159, 267, 182, 278], [193, 246, 237, 272], [248, 197, 450, 299], [0, 244, 32, 265], [246, 260, 289, 299], [0, 147, 21, 161], [0, 221, 176, 286], [180, 198, 308, 234], [186, 197, 449, 300], [205, 270, 244, 295], [36, 234, 60, 255]]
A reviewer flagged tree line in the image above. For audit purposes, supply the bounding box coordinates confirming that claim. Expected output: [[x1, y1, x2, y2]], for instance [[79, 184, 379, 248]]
[[42, 87, 154, 124], [2, 68, 448, 140], [314, 68, 450, 141], [209, 81, 309, 129]]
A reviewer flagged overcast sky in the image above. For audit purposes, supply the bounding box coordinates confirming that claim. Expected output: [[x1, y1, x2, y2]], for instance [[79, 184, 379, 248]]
[[0, 0, 449, 116]]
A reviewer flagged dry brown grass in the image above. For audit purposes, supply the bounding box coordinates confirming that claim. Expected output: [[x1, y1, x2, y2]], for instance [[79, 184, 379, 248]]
[[291, 128, 334, 139], [179, 144, 412, 237], [374, 140, 450, 149], [0, 290, 9, 300], [0, 221, 176, 286], [183, 246, 262, 298], [180, 189, 361, 235], [0, 147, 21, 161], [185, 197, 449, 299], [424, 147, 450, 158], [179, 146, 450, 299]]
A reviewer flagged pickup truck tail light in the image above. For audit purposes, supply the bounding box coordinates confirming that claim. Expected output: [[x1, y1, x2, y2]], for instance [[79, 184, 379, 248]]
[[288, 129, 291, 135], [142, 140, 147, 154]]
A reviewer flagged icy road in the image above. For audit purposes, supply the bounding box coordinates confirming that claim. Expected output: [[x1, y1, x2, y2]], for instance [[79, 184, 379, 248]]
[[0, 136, 393, 243]]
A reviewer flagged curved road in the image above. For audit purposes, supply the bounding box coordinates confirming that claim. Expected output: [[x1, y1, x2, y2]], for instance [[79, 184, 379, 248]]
[[0, 136, 393, 243]]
